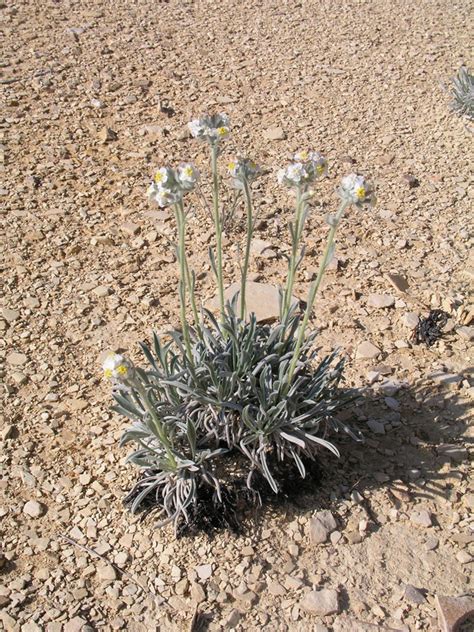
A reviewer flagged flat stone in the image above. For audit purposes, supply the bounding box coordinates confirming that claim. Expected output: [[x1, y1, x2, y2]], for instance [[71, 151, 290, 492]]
[[96, 564, 117, 582], [356, 341, 381, 360], [64, 617, 87, 632], [2, 308, 20, 323], [195, 564, 213, 580], [23, 500, 44, 518], [98, 126, 117, 142], [384, 273, 409, 293], [309, 510, 337, 544], [207, 281, 298, 323], [7, 352, 27, 366], [250, 238, 277, 258], [300, 588, 339, 616], [120, 222, 140, 236], [367, 294, 395, 308], [410, 509, 432, 528], [456, 550, 472, 564], [402, 312, 419, 328], [435, 595, 474, 632], [67, 398, 89, 411], [457, 326, 474, 341], [404, 584, 426, 604], [367, 419, 385, 435], [424, 536, 439, 551], [264, 126, 286, 140], [225, 609, 241, 629], [92, 286, 112, 298]]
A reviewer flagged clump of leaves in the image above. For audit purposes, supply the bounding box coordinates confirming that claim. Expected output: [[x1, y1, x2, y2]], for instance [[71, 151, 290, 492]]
[[112, 305, 361, 531], [412, 309, 449, 347], [450, 66, 474, 120]]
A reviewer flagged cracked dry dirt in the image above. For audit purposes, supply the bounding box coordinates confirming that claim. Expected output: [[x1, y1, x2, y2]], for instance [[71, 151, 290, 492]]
[[1, 1, 473, 631]]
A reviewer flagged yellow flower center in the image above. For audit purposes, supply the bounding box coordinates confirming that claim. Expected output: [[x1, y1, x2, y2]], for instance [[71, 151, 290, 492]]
[[183, 167, 193, 177], [228, 161, 236, 171], [116, 365, 128, 376], [299, 151, 309, 160], [104, 368, 113, 378], [217, 127, 228, 137], [154, 171, 165, 183], [316, 164, 325, 175], [355, 186, 366, 200]]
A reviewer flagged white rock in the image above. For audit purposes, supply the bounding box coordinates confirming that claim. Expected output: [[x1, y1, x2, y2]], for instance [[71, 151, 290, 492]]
[[300, 588, 339, 616], [367, 294, 395, 308], [402, 312, 419, 328], [264, 126, 286, 140], [356, 341, 381, 360], [23, 500, 44, 518], [410, 509, 432, 528], [195, 563, 213, 580]]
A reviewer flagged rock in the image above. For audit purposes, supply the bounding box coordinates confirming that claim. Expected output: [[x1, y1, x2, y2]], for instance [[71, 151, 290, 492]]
[[309, 510, 337, 544], [402, 312, 419, 328], [6, 352, 27, 366], [195, 564, 213, 580], [457, 325, 474, 341], [92, 286, 112, 298], [190, 582, 206, 603], [23, 500, 44, 518], [250, 238, 277, 258], [456, 550, 472, 564], [346, 531, 364, 544], [384, 273, 409, 293], [1, 425, 16, 440], [402, 173, 419, 188], [300, 588, 339, 616], [367, 419, 385, 435], [225, 609, 241, 629], [207, 281, 298, 323], [96, 564, 117, 582], [263, 126, 286, 140], [410, 509, 432, 528], [121, 222, 140, 236], [2, 308, 20, 323], [367, 294, 395, 308], [64, 617, 87, 632], [356, 341, 381, 360], [404, 584, 426, 604], [67, 398, 89, 411], [435, 594, 474, 632], [98, 126, 117, 142], [424, 536, 439, 551]]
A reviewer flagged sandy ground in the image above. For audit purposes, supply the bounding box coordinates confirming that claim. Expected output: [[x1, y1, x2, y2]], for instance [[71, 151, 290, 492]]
[[1, 1, 473, 630]]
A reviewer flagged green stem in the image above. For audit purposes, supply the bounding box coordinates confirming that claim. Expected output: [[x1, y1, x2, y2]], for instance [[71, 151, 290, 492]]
[[173, 203, 195, 372], [211, 144, 225, 322], [286, 200, 349, 384], [281, 187, 306, 323], [178, 200, 201, 339], [240, 179, 253, 320]]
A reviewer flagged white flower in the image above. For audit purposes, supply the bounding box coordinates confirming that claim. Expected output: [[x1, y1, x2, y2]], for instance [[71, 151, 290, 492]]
[[278, 162, 306, 187], [188, 113, 230, 144], [103, 353, 132, 381], [153, 167, 172, 187], [294, 150, 328, 179], [177, 163, 199, 191], [227, 157, 260, 189], [339, 173, 374, 206]]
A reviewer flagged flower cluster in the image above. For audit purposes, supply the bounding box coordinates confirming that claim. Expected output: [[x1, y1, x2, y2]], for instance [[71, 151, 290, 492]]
[[278, 150, 328, 189], [338, 173, 374, 206], [227, 157, 260, 189], [147, 164, 199, 207], [188, 113, 230, 145], [103, 353, 132, 381]]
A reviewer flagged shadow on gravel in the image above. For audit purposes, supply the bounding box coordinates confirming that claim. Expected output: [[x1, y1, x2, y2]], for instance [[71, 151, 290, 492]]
[[263, 373, 473, 531]]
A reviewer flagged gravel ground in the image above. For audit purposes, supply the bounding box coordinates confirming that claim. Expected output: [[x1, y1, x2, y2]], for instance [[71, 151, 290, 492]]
[[1, 1, 473, 631]]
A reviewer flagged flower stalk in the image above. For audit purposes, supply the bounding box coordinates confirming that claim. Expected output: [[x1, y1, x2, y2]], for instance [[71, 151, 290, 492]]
[[211, 145, 226, 323]]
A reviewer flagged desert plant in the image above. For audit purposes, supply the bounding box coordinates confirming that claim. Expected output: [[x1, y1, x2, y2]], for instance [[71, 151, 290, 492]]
[[103, 114, 374, 531], [450, 65, 474, 120]]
